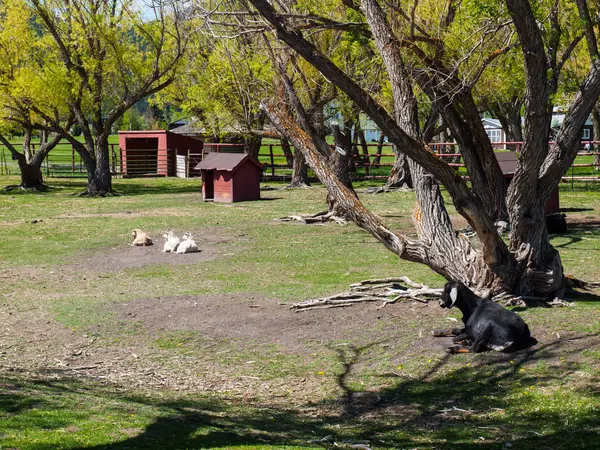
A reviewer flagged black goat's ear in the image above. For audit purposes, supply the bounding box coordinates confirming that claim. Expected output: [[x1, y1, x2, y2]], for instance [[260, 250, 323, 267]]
[[450, 286, 458, 305]]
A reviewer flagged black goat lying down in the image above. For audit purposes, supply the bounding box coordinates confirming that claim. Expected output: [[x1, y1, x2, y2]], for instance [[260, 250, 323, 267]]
[[433, 281, 537, 354]]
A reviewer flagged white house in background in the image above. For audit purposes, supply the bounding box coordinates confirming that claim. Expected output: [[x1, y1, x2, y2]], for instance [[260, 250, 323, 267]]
[[360, 116, 387, 142], [342, 113, 594, 149], [551, 114, 594, 141], [482, 118, 506, 149], [360, 117, 507, 146]]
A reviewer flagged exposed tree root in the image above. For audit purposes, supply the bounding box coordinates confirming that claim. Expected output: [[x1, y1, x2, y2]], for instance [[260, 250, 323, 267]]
[[291, 275, 592, 311], [491, 292, 574, 308], [3, 184, 50, 192], [290, 277, 443, 310], [73, 190, 119, 197], [275, 210, 347, 225], [283, 182, 311, 189]]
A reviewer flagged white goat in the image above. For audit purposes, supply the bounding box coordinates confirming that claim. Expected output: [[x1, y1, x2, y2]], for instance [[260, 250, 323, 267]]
[[131, 229, 153, 246], [162, 231, 181, 253], [176, 232, 199, 254]]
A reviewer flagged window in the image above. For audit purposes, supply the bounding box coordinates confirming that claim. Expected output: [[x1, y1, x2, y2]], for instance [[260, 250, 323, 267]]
[[582, 128, 591, 139], [486, 129, 502, 143]]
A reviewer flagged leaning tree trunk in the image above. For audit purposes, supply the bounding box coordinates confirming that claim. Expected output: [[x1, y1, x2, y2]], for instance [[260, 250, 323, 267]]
[[263, 99, 501, 293]]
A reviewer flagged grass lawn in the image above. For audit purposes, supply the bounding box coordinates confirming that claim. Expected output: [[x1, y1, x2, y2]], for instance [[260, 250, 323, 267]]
[[0, 176, 599, 449]]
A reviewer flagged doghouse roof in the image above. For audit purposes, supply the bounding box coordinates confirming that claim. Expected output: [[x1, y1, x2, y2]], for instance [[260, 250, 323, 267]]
[[194, 153, 263, 172], [495, 151, 518, 175]]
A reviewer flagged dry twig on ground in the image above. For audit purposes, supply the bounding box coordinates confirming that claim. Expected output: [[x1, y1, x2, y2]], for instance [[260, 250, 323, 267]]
[[291, 277, 443, 310]]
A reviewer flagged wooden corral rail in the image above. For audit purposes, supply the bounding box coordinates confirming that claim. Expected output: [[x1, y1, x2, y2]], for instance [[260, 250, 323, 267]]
[[0, 140, 599, 182]]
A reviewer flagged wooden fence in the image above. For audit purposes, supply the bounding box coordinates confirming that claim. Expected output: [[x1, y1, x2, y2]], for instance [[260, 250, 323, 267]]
[[0, 141, 599, 183]]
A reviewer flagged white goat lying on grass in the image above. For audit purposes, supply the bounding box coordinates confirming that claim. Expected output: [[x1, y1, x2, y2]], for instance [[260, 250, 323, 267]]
[[176, 232, 199, 254], [162, 231, 181, 253]]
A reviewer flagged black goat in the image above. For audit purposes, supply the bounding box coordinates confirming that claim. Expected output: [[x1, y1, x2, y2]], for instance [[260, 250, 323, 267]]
[[433, 281, 536, 354]]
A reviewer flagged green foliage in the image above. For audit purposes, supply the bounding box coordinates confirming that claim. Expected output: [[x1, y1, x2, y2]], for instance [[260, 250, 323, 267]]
[[121, 108, 144, 131]]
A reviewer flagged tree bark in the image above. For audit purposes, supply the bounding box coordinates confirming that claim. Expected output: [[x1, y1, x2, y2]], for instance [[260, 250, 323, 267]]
[[371, 133, 385, 166], [280, 137, 294, 166], [244, 134, 262, 159], [593, 108, 600, 171], [290, 150, 311, 187], [385, 147, 413, 189]]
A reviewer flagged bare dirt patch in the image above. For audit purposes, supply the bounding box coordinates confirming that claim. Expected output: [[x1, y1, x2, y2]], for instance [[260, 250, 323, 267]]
[[75, 229, 240, 272], [116, 293, 450, 354]]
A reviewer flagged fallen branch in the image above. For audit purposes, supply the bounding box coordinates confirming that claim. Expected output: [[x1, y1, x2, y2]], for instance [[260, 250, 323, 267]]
[[361, 186, 412, 194], [275, 210, 347, 226], [291, 277, 442, 310]]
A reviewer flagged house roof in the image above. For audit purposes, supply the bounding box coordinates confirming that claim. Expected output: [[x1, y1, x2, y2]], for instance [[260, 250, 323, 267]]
[[194, 152, 263, 172], [552, 114, 593, 127], [482, 118, 502, 129]]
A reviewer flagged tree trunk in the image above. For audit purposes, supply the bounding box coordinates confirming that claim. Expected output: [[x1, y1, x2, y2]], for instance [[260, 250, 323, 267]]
[[82, 138, 113, 196], [289, 149, 311, 187], [244, 134, 262, 159], [593, 107, 600, 171], [263, 99, 501, 293], [330, 123, 356, 214], [281, 137, 294, 166], [251, 0, 600, 297], [22, 130, 33, 163], [371, 133, 385, 166], [0, 132, 61, 190], [356, 128, 369, 162], [385, 146, 413, 189], [18, 160, 45, 189]]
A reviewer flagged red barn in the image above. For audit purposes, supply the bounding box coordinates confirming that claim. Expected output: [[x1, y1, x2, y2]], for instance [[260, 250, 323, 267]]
[[195, 153, 263, 203], [118, 130, 203, 177]]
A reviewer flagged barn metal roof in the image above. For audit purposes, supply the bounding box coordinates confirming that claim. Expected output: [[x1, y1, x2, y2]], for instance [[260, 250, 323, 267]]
[[194, 152, 263, 172]]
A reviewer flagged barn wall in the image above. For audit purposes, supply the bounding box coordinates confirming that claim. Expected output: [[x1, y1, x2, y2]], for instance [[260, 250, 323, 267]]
[[232, 164, 261, 202], [119, 131, 169, 176]]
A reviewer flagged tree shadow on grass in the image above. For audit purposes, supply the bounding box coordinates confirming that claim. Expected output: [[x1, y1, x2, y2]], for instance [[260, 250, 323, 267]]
[[0, 179, 204, 197], [1, 335, 599, 449]]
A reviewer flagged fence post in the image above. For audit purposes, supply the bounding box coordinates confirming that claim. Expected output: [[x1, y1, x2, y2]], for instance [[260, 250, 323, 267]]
[[270, 144, 274, 177], [72, 145, 75, 173]]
